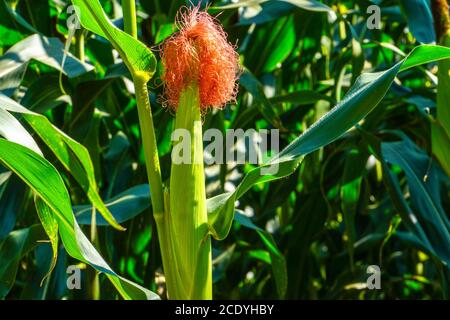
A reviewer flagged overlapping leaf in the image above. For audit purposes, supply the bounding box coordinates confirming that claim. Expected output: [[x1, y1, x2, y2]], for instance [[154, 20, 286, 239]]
[[207, 45, 450, 241], [70, 0, 156, 81], [0, 225, 46, 298], [0, 94, 123, 231], [235, 211, 287, 298], [381, 135, 450, 268], [0, 139, 159, 300], [0, 34, 93, 96]]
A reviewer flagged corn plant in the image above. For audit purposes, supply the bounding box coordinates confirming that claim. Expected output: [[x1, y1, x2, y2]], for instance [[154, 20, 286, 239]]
[[0, 0, 449, 300]]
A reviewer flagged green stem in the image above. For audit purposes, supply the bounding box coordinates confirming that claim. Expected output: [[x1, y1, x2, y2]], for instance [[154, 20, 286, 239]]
[[133, 76, 177, 298], [133, 75, 172, 299], [133, 75, 164, 218], [122, 0, 138, 39], [87, 269, 100, 300], [75, 29, 85, 63], [87, 206, 100, 300], [121, 3, 170, 299]]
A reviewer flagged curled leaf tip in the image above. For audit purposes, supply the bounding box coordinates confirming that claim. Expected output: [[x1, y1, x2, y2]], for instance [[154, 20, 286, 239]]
[[160, 5, 240, 111]]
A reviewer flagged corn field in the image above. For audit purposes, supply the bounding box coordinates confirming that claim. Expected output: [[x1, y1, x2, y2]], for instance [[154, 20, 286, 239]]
[[0, 0, 449, 301]]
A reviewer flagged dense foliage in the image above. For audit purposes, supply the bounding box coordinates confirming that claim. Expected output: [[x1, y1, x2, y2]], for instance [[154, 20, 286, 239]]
[[0, 0, 449, 300]]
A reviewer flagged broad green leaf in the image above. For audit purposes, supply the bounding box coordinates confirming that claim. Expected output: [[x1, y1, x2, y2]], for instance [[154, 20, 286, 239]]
[[25, 116, 124, 231], [20, 74, 70, 114], [235, 211, 287, 299], [240, 70, 283, 128], [261, 15, 296, 72], [140, 0, 184, 19], [207, 45, 450, 241], [69, 78, 115, 130], [19, 244, 58, 300], [0, 34, 93, 96], [0, 139, 159, 300], [381, 135, 450, 268], [71, 0, 156, 81], [0, 5, 24, 46], [0, 108, 41, 155], [283, 0, 332, 12], [75, 184, 150, 225], [394, 231, 448, 298], [285, 191, 328, 298], [34, 196, 59, 284], [0, 174, 25, 239], [0, 225, 46, 298], [155, 23, 176, 44], [244, 15, 296, 73], [359, 129, 431, 245], [362, 128, 449, 272], [14, 0, 52, 36], [399, 0, 435, 44], [0, 94, 123, 231], [269, 90, 335, 105], [1, 0, 39, 35], [340, 149, 366, 270], [0, 24, 22, 45], [216, 0, 331, 25], [398, 46, 450, 72]]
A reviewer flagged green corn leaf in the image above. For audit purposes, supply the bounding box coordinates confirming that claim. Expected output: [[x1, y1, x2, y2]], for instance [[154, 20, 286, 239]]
[[70, 0, 156, 81], [0, 174, 25, 239], [0, 0, 26, 46], [363, 128, 449, 292], [283, 0, 332, 12], [0, 139, 159, 300], [75, 184, 150, 225], [0, 34, 93, 96], [0, 94, 124, 231], [381, 135, 450, 268], [207, 45, 450, 241], [359, 129, 432, 246], [34, 196, 59, 285], [399, 0, 435, 44], [20, 74, 69, 114], [0, 107, 41, 155], [235, 211, 287, 299], [214, 0, 331, 11], [1, 0, 39, 35], [269, 90, 335, 106], [340, 149, 367, 270], [240, 70, 283, 129], [0, 225, 46, 298]]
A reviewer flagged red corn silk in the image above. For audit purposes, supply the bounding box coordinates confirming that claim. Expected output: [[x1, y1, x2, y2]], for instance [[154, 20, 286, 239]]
[[160, 5, 240, 111]]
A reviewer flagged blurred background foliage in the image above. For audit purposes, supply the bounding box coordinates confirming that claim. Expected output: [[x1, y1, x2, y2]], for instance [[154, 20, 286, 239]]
[[0, 0, 449, 300]]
